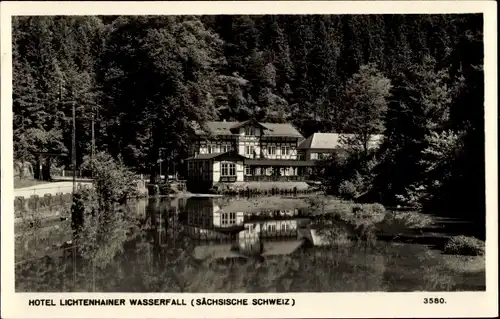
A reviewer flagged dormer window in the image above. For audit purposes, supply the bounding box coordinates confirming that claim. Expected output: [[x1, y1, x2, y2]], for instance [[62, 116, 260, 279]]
[[245, 126, 255, 136]]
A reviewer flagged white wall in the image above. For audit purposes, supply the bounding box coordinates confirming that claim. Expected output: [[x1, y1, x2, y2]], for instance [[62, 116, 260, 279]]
[[245, 219, 299, 233], [198, 141, 233, 155], [212, 160, 220, 183], [259, 141, 298, 160], [213, 211, 245, 228], [212, 160, 244, 182]]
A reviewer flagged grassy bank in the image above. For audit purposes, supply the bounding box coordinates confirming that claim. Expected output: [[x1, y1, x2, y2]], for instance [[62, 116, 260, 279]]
[[210, 181, 314, 195], [214, 195, 484, 255]]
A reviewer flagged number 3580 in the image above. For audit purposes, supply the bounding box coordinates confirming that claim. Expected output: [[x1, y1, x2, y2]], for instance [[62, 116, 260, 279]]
[[424, 298, 446, 304]]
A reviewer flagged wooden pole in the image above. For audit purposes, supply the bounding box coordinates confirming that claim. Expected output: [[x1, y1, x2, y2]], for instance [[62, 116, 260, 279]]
[[72, 101, 76, 196], [91, 105, 95, 178]]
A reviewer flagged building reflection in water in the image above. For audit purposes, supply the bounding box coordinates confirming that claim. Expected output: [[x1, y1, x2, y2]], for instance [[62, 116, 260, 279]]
[[182, 197, 312, 260]]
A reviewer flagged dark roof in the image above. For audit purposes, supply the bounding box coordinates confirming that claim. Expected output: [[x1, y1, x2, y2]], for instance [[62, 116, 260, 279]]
[[185, 151, 246, 161], [245, 159, 315, 166], [229, 119, 267, 130], [298, 133, 384, 150], [195, 121, 303, 138], [193, 240, 304, 260]]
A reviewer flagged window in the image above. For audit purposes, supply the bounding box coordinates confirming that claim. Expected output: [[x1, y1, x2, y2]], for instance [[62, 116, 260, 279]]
[[311, 152, 318, 160], [229, 212, 236, 224], [207, 145, 212, 154], [245, 126, 255, 136], [221, 144, 230, 153], [298, 152, 305, 160], [221, 162, 236, 176], [221, 213, 228, 225], [245, 145, 254, 156], [245, 165, 252, 176], [281, 146, 290, 156], [265, 167, 272, 176], [281, 223, 287, 231], [267, 146, 276, 155]]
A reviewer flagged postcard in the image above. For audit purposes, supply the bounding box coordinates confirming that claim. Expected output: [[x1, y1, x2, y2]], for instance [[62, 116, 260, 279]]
[[1, 1, 497, 318]]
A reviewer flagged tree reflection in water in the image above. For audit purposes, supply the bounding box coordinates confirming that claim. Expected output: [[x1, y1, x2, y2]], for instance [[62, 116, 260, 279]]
[[15, 197, 485, 292]]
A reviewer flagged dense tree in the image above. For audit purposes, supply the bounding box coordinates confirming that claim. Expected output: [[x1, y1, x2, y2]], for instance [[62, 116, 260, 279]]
[[100, 16, 224, 182], [341, 64, 392, 152], [12, 15, 485, 231]]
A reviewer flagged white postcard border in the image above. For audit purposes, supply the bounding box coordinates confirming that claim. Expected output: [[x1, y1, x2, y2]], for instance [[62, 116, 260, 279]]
[[1, 1, 498, 318]]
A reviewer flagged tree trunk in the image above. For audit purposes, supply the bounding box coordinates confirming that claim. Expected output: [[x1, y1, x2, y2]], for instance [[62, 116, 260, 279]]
[[149, 163, 159, 184]]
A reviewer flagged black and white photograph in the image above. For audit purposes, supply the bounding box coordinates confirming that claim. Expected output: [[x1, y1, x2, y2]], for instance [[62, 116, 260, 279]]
[[1, 1, 497, 318]]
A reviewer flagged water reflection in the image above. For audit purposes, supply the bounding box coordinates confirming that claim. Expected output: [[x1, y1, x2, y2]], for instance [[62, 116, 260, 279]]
[[15, 197, 485, 292], [182, 197, 313, 261]]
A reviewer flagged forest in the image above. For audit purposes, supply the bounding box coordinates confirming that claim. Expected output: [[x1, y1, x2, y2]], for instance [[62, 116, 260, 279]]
[[12, 14, 485, 232]]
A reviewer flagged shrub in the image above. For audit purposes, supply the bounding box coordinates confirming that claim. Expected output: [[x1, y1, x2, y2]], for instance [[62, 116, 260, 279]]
[[148, 184, 159, 196], [313, 224, 353, 247], [158, 184, 170, 195], [443, 236, 485, 256], [383, 211, 434, 231], [349, 203, 386, 225], [81, 152, 138, 206], [338, 180, 359, 200]]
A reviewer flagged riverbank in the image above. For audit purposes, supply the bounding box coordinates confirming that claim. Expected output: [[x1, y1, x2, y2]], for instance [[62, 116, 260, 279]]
[[209, 181, 317, 196], [15, 220, 485, 292], [14, 194, 485, 292]]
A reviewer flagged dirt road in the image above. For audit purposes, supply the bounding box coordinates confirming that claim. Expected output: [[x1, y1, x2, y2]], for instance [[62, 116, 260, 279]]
[[14, 181, 92, 198]]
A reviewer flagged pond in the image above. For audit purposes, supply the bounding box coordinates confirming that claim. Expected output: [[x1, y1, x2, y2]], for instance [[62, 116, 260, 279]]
[[15, 196, 485, 292]]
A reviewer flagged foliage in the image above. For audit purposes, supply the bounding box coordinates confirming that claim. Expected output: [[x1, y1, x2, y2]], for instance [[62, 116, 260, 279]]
[[382, 211, 434, 232], [349, 203, 386, 225], [395, 130, 465, 210], [71, 151, 140, 268], [443, 236, 485, 256], [342, 64, 392, 152], [316, 149, 378, 200], [337, 173, 365, 200], [12, 15, 484, 237], [81, 151, 138, 208]]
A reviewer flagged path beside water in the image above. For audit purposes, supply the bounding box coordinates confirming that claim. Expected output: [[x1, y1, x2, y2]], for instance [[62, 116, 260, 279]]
[[14, 181, 93, 198]]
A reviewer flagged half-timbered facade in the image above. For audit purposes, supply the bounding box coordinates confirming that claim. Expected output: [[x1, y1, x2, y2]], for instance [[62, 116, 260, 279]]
[[185, 120, 315, 190], [183, 198, 311, 241]]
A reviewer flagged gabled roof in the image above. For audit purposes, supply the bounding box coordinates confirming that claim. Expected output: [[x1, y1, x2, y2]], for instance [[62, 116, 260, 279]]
[[298, 133, 384, 150], [185, 151, 246, 161], [229, 119, 267, 131], [195, 121, 303, 138], [193, 240, 304, 260]]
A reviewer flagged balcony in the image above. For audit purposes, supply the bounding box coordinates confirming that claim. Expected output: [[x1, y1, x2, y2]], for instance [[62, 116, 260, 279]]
[[243, 175, 310, 182]]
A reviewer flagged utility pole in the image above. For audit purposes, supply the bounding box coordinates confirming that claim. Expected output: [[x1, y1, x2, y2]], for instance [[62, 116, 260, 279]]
[[91, 105, 95, 178], [71, 100, 77, 291], [72, 101, 76, 196], [159, 149, 162, 184]]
